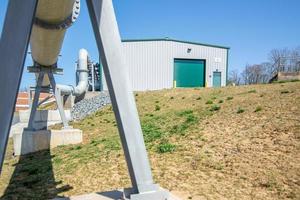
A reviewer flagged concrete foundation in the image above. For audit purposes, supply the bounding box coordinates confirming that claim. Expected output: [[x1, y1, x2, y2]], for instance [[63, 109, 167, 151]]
[[53, 190, 181, 200], [19, 109, 71, 123], [13, 129, 82, 155], [10, 109, 71, 138]]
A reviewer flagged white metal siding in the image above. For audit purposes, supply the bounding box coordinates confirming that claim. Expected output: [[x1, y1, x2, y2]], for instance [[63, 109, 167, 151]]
[[103, 40, 228, 91]]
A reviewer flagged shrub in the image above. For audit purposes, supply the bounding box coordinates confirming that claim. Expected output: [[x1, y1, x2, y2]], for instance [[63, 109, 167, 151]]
[[210, 105, 221, 112], [157, 142, 176, 153], [196, 97, 202, 100], [218, 100, 224, 103], [206, 100, 213, 104], [237, 107, 245, 114], [254, 106, 263, 112], [227, 96, 234, 100], [170, 96, 174, 100]]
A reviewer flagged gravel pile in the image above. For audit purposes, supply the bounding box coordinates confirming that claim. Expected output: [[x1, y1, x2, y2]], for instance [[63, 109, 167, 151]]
[[71, 92, 111, 121]]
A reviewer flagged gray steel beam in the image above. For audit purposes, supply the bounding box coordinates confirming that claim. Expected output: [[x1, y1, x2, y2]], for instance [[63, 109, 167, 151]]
[[48, 73, 70, 128], [86, 0, 169, 199], [27, 73, 44, 130], [0, 0, 38, 172]]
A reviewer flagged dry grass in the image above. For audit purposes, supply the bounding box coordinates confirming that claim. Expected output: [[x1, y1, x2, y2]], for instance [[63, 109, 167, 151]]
[[0, 82, 299, 200]]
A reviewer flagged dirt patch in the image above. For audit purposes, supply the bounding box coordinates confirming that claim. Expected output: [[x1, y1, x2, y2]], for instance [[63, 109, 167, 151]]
[[0, 82, 299, 200]]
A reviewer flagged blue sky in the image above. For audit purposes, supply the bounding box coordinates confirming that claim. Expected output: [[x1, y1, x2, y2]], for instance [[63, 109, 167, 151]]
[[0, 0, 299, 88]]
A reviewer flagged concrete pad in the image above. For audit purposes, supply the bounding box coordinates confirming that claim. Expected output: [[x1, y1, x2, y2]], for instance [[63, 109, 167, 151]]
[[53, 190, 181, 200], [13, 129, 82, 155]]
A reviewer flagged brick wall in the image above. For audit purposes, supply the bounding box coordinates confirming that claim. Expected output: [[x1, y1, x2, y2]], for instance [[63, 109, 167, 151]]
[[16, 92, 53, 111]]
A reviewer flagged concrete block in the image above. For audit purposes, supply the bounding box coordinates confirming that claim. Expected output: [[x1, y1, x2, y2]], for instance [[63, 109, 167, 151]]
[[53, 190, 181, 200], [13, 129, 82, 155]]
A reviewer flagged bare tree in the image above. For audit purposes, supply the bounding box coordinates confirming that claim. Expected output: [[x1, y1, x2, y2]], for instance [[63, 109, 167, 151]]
[[290, 46, 300, 72], [242, 64, 269, 85], [268, 48, 290, 73], [228, 70, 241, 85]]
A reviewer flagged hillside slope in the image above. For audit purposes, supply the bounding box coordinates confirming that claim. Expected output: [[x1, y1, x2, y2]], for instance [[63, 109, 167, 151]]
[[0, 82, 299, 200]]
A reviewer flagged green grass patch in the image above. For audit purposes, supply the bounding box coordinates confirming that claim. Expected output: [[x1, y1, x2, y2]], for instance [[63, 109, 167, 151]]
[[237, 107, 245, 114], [248, 89, 257, 93], [210, 105, 221, 112], [170, 110, 199, 135], [206, 100, 213, 104], [157, 142, 176, 153], [254, 106, 263, 112], [142, 123, 163, 143], [280, 90, 290, 94], [100, 137, 121, 151], [227, 96, 234, 100], [273, 79, 300, 84], [155, 105, 161, 111]]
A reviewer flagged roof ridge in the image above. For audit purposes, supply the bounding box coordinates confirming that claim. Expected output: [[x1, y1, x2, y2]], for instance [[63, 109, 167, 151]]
[[122, 38, 230, 49]]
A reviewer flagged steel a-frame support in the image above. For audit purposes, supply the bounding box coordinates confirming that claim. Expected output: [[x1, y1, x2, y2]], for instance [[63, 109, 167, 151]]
[[86, 1, 169, 199], [0, 0, 38, 172], [0, 0, 169, 199]]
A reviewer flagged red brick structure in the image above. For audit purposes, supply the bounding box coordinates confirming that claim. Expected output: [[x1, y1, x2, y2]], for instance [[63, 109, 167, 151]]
[[15, 92, 53, 111]]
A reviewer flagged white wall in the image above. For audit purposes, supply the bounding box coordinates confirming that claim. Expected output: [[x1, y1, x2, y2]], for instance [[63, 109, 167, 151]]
[[102, 40, 228, 91]]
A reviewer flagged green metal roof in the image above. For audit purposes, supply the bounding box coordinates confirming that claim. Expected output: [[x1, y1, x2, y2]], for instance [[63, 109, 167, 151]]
[[122, 38, 230, 50]]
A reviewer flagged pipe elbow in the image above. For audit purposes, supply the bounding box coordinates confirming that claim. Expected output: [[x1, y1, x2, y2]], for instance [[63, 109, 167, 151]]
[[55, 48, 89, 97]]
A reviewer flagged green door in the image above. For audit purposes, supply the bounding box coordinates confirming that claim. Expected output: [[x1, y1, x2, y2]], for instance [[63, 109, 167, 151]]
[[174, 59, 205, 87], [213, 72, 221, 87]]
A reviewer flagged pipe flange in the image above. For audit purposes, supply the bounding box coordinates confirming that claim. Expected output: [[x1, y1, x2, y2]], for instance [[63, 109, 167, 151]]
[[34, 0, 80, 30]]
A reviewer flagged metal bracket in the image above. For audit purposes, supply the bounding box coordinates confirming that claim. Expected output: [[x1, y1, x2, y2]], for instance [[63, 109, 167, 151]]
[[28, 66, 64, 75]]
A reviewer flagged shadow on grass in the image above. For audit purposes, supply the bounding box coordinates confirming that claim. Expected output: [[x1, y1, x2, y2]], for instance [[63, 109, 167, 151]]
[[1, 149, 72, 200]]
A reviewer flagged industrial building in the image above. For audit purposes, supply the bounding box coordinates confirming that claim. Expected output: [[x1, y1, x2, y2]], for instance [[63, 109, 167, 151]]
[[100, 38, 230, 91]]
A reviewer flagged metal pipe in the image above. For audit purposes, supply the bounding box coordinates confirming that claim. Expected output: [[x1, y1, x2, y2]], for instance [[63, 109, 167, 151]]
[[30, 0, 80, 86], [56, 49, 89, 96]]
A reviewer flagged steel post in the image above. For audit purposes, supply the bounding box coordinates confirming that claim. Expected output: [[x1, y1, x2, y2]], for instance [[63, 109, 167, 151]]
[[48, 73, 70, 129], [86, 0, 169, 199], [0, 0, 38, 172], [27, 73, 44, 130]]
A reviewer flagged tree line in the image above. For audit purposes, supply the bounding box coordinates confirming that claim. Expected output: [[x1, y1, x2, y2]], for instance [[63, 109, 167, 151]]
[[229, 46, 300, 85]]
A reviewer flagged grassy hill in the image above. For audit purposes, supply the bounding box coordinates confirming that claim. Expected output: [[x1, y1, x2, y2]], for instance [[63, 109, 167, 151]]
[[0, 82, 299, 200]]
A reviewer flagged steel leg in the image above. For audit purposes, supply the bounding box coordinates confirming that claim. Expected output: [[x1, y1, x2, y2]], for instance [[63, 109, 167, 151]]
[[0, 0, 38, 172], [27, 73, 44, 130], [86, 0, 169, 199], [48, 73, 70, 128]]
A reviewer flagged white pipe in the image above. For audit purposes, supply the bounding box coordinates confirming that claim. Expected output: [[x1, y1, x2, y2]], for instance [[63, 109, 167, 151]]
[[30, 0, 78, 66], [30, 0, 80, 86], [56, 49, 89, 96]]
